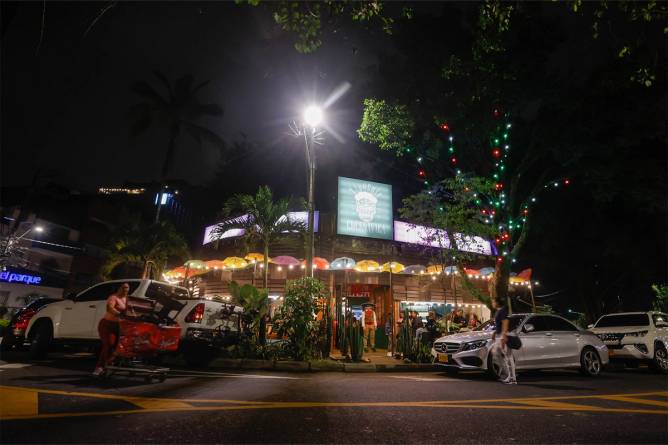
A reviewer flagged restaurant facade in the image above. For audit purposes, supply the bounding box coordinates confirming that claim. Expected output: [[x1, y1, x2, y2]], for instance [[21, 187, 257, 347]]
[[173, 177, 533, 347]]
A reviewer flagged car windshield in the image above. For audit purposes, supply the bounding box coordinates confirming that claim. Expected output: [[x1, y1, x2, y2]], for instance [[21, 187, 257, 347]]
[[475, 315, 526, 332], [595, 313, 650, 327]]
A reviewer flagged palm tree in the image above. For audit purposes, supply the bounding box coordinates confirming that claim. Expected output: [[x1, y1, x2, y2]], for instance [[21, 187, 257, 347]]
[[130, 71, 225, 221], [212, 186, 305, 290], [99, 215, 189, 280]]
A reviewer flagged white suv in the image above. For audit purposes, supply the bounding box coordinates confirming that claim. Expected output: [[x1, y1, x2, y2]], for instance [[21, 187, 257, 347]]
[[25, 279, 242, 366], [589, 311, 668, 374]]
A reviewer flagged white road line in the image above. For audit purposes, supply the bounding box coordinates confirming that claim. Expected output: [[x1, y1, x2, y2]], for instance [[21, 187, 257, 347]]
[[0, 363, 32, 369], [168, 370, 304, 380], [388, 375, 467, 382]]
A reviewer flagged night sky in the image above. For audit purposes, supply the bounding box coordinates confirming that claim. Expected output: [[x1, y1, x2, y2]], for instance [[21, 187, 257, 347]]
[[2, 2, 401, 197], [2, 2, 666, 314]]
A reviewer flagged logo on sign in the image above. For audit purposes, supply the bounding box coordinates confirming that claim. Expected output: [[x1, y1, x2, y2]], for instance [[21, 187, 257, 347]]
[[0, 271, 42, 285]]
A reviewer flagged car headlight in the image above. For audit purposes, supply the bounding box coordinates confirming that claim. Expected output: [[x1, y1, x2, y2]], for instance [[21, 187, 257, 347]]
[[625, 331, 648, 337], [461, 339, 489, 351]]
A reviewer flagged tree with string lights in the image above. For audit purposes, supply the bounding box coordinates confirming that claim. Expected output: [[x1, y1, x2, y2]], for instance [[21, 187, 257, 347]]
[[359, 100, 571, 309]]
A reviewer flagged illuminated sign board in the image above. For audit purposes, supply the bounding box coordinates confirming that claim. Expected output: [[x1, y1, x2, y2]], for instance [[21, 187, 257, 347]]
[[0, 271, 42, 285], [394, 221, 493, 255], [337, 177, 393, 240], [203, 211, 318, 245]]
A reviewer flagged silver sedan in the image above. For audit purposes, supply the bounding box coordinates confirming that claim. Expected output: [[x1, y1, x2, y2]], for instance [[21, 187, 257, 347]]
[[431, 313, 609, 377]]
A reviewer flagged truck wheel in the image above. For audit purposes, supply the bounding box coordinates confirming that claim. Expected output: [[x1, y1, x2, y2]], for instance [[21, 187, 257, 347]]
[[28, 322, 52, 360], [651, 345, 668, 375], [579, 347, 602, 376]]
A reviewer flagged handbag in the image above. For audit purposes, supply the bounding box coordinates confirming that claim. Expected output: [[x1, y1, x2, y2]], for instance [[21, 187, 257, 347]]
[[507, 333, 522, 350]]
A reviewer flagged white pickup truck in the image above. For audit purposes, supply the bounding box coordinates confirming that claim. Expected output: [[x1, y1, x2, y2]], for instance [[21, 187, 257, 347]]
[[25, 279, 242, 366]]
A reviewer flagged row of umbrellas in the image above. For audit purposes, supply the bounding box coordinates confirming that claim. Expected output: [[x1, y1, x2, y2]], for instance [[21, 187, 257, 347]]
[[164, 254, 533, 284]]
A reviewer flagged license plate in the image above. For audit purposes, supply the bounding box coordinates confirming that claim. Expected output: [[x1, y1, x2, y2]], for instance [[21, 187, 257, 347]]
[[437, 353, 449, 363]]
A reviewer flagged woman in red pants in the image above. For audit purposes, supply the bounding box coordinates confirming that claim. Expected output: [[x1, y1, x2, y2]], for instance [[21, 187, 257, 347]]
[[93, 282, 130, 376]]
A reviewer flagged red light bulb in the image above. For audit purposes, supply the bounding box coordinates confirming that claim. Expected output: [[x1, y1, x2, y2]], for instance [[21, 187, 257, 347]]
[[492, 149, 501, 158], [439, 122, 450, 132], [450, 157, 457, 164], [418, 169, 425, 177]]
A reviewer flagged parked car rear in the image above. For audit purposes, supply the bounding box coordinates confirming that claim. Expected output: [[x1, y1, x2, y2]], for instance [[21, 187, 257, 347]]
[[1, 297, 60, 351]]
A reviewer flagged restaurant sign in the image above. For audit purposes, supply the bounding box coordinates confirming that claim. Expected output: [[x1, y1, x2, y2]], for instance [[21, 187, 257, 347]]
[[337, 177, 393, 240]]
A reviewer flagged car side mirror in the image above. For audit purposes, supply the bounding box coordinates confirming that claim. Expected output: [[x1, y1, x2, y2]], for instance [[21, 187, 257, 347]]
[[587, 324, 594, 329], [523, 323, 534, 333]]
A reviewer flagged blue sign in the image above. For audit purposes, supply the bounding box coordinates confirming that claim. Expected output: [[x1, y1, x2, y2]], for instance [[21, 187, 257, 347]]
[[0, 271, 42, 285]]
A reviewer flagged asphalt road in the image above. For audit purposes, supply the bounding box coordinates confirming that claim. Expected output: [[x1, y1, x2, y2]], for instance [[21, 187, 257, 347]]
[[1, 351, 667, 444]]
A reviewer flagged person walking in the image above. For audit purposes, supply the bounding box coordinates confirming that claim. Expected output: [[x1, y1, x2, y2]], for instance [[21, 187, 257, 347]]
[[360, 303, 377, 352], [93, 282, 131, 376], [491, 297, 517, 384]]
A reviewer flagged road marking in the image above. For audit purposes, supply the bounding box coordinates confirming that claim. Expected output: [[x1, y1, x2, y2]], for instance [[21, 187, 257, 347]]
[[0, 363, 32, 369], [598, 395, 668, 408], [168, 370, 304, 379], [1, 385, 667, 421], [0, 387, 38, 418], [388, 376, 465, 382], [128, 397, 193, 410]]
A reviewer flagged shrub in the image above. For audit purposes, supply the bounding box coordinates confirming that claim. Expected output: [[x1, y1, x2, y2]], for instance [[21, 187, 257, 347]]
[[274, 277, 327, 361]]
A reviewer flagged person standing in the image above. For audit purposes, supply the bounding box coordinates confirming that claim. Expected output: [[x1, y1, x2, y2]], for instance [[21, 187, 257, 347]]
[[360, 303, 377, 352], [93, 282, 131, 376], [491, 297, 517, 384]]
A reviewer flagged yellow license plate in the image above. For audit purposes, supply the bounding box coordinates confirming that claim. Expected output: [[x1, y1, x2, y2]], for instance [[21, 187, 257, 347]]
[[437, 353, 449, 363]]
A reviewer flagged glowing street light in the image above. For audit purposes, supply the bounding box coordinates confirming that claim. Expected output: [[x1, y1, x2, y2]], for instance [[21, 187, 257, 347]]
[[303, 105, 323, 128], [296, 104, 326, 278]]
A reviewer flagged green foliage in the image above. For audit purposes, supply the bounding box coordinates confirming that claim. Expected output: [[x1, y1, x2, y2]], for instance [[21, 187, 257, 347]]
[[357, 99, 415, 153], [399, 177, 497, 308], [651, 284, 668, 312], [243, 1, 410, 53], [274, 277, 326, 361], [229, 281, 269, 346], [99, 215, 189, 280], [212, 186, 305, 290]]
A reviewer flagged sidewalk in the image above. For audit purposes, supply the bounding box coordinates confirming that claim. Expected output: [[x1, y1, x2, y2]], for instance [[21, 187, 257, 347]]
[[169, 348, 439, 373]]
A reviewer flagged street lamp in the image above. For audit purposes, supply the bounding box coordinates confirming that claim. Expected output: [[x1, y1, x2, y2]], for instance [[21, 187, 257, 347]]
[[299, 105, 324, 278]]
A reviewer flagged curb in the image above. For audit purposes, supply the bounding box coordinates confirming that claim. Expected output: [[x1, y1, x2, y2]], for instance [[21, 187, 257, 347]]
[[181, 357, 440, 373]]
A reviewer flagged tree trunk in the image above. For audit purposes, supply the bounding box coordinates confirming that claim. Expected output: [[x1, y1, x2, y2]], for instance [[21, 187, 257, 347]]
[[492, 259, 511, 308]]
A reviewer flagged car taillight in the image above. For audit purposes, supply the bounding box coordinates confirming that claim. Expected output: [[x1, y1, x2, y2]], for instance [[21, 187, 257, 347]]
[[185, 303, 205, 323], [11, 308, 38, 330]]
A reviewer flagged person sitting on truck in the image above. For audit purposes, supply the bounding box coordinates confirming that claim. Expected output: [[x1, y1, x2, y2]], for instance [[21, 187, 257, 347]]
[[93, 282, 131, 376]]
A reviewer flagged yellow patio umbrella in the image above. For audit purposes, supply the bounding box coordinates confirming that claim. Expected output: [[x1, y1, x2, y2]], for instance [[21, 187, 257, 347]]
[[381, 262, 405, 274], [355, 260, 380, 272], [222, 256, 248, 270], [426, 265, 443, 274], [244, 253, 267, 264]]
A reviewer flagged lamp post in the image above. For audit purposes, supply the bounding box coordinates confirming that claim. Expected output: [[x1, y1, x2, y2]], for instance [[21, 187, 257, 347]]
[[0, 224, 44, 270], [301, 105, 323, 278]]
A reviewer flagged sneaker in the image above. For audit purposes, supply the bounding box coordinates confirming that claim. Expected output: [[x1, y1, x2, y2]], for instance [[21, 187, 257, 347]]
[[501, 378, 517, 385], [386, 352, 392, 357], [92, 367, 104, 377]]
